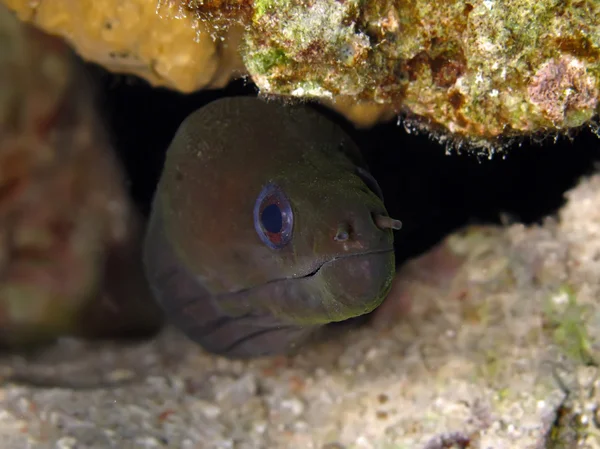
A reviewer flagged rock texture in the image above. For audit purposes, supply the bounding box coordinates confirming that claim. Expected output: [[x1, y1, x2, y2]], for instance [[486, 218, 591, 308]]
[[246, 0, 600, 148], [2, 0, 599, 149]]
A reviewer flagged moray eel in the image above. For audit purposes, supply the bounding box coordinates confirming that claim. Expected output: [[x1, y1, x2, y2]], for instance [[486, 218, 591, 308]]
[[143, 97, 401, 358]]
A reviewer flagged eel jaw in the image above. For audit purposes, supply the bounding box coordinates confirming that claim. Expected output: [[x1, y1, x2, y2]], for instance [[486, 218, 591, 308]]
[[218, 247, 395, 298]]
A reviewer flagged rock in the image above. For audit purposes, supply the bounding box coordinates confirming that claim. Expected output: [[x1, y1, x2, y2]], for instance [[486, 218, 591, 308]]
[[3, 0, 598, 148]]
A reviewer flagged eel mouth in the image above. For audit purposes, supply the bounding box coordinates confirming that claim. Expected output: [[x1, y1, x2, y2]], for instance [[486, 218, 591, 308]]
[[294, 247, 394, 280], [221, 247, 395, 298]]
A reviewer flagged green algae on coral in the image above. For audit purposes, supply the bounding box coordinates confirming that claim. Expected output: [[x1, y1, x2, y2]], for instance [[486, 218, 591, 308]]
[[544, 286, 597, 366], [242, 0, 600, 149], [244, 0, 373, 98], [246, 47, 290, 75], [3, 0, 598, 148]]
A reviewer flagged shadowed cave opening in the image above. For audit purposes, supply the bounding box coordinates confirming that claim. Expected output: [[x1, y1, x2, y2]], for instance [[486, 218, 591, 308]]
[[90, 65, 600, 267]]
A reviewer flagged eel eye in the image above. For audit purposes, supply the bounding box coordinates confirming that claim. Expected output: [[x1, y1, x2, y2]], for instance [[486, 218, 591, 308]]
[[254, 183, 294, 249]]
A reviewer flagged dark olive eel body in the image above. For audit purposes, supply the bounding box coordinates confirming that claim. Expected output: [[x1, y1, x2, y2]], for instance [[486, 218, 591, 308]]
[[143, 97, 396, 358]]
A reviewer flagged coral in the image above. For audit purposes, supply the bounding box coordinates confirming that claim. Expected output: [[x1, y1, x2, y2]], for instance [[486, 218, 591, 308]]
[[244, 0, 600, 147], [528, 56, 598, 126], [2, 0, 247, 92], [0, 4, 162, 346], [2, 0, 599, 148]]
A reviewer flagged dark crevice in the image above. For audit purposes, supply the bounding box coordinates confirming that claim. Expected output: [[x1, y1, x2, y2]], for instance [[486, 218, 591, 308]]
[[544, 398, 582, 449], [87, 63, 600, 267]]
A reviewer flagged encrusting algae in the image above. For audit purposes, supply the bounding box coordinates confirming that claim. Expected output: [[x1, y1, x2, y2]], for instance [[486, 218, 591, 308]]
[[2, 0, 599, 149], [4, 0, 600, 149], [244, 0, 600, 149]]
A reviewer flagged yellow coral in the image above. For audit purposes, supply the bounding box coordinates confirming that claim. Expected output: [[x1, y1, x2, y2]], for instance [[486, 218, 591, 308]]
[[4, 0, 245, 92]]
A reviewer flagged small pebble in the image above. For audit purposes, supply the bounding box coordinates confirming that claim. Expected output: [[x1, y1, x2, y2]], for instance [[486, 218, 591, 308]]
[[56, 437, 77, 449], [281, 398, 305, 416]]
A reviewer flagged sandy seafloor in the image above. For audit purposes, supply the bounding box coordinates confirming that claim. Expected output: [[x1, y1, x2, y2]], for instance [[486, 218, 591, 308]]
[[3, 176, 600, 448]]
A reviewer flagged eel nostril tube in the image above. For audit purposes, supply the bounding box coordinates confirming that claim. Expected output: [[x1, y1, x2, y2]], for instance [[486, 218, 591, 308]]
[[373, 214, 402, 231]]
